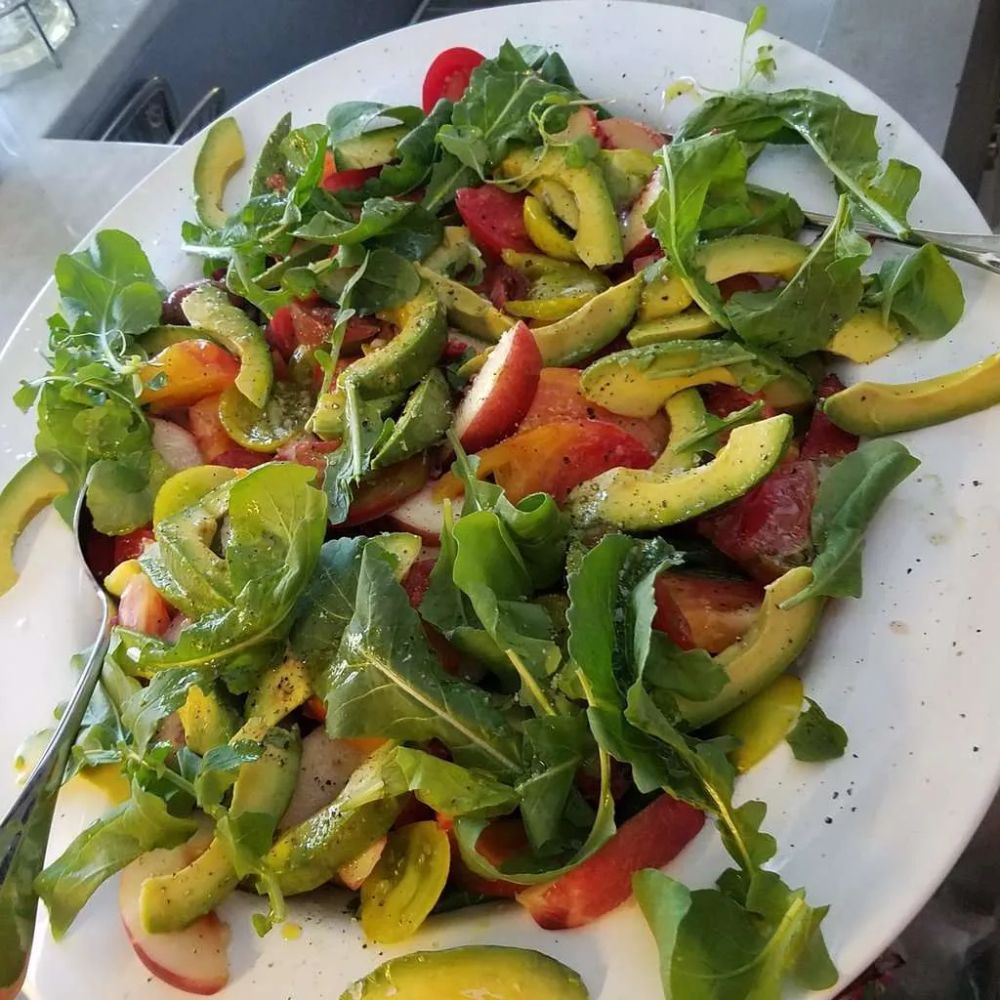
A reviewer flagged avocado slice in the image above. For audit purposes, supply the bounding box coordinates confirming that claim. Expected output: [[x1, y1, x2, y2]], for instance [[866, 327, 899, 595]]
[[696, 234, 808, 284], [530, 177, 580, 228], [345, 284, 446, 398], [500, 148, 623, 267], [415, 265, 514, 342], [652, 388, 707, 474], [177, 685, 239, 755], [333, 124, 409, 171], [825, 307, 903, 364], [421, 226, 480, 278], [580, 339, 812, 417], [246, 657, 313, 727], [627, 311, 722, 346], [310, 389, 406, 441], [181, 283, 273, 408], [194, 116, 245, 229], [596, 148, 656, 209], [153, 465, 237, 527], [0, 458, 68, 597], [268, 797, 402, 895], [139, 726, 301, 933], [824, 351, 1000, 436], [372, 369, 453, 469], [638, 270, 695, 321], [339, 946, 590, 1000], [569, 414, 793, 530], [532, 276, 642, 366], [678, 567, 824, 729]]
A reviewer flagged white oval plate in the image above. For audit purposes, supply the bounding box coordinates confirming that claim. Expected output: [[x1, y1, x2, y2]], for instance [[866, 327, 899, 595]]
[[3, 3, 998, 997]]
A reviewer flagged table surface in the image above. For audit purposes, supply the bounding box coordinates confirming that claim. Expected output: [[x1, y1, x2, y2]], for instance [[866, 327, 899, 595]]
[[0, 4, 998, 995]]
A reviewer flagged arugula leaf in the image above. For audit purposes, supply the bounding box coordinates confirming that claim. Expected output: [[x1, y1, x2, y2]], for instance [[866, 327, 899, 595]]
[[113, 464, 327, 692], [781, 440, 920, 607], [69, 657, 140, 777], [323, 384, 393, 525], [86, 449, 172, 535], [293, 198, 415, 245], [250, 113, 292, 197], [15, 231, 165, 528], [653, 132, 749, 326], [634, 868, 837, 1000], [676, 88, 921, 238], [194, 738, 263, 811], [371, 204, 444, 261], [34, 783, 197, 938], [422, 40, 578, 211], [786, 698, 848, 761], [872, 244, 965, 339], [122, 667, 213, 754], [674, 400, 766, 456], [339, 249, 421, 315], [725, 196, 871, 356], [517, 714, 592, 851], [322, 544, 523, 775], [704, 184, 803, 240], [326, 102, 422, 143]]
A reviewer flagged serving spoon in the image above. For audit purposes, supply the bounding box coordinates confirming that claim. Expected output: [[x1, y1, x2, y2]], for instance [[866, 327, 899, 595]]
[[0, 488, 111, 1000], [801, 209, 1000, 276]]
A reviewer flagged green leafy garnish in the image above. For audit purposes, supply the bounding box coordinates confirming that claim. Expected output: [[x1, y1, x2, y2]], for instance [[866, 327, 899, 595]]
[[786, 699, 848, 761], [782, 439, 920, 607], [726, 195, 871, 356]]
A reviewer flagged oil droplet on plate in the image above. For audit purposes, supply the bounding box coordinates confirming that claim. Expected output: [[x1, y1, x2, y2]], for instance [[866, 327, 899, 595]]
[[282, 922, 302, 941]]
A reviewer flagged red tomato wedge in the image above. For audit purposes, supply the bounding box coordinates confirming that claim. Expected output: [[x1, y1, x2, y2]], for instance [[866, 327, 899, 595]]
[[422, 46, 484, 113], [455, 186, 534, 256], [436, 418, 654, 505], [275, 436, 342, 475], [265, 305, 297, 359], [119, 573, 172, 637], [454, 321, 543, 452], [800, 374, 859, 461], [703, 383, 776, 419], [188, 393, 235, 462], [698, 457, 818, 583], [212, 447, 269, 469], [345, 456, 430, 526], [320, 150, 381, 194], [654, 572, 764, 653], [517, 794, 705, 929], [112, 526, 155, 566], [520, 368, 668, 456]]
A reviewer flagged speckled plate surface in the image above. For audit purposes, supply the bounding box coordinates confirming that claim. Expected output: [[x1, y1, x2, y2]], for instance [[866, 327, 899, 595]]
[[2, 3, 999, 997]]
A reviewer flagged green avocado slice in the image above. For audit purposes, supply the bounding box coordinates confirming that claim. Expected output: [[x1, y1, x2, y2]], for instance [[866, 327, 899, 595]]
[[181, 283, 273, 408], [568, 413, 793, 531], [678, 566, 825, 729], [194, 116, 245, 230], [0, 458, 68, 598], [533, 276, 642, 366], [333, 124, 409, 171], [372, 369, 453, 469], [824, 351, 1000, 436], [339, 946, 590, 1000], [416, 264, 514, 341], [139, 726, 301, 933], [345, 283, 446, 398], [580, 340, 812, 417]]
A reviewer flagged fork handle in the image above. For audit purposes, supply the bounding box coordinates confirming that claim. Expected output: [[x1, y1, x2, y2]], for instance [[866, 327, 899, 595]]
[[0, 594, 110, 998], [801, 210, 1000, 276]]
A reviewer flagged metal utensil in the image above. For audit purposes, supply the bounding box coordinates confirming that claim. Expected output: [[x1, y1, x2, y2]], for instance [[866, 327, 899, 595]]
[[0, 489, 110, 1000], [802, 209, 1000, 276]]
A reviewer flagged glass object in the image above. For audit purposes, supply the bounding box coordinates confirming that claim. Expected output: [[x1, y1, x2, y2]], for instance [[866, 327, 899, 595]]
[[0, 0, 76, 79]]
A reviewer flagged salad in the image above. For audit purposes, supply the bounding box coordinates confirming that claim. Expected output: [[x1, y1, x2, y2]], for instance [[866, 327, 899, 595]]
[[1, 11, 993, 999]]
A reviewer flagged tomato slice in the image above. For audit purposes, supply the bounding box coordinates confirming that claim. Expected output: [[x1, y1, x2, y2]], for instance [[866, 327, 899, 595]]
[[654, 572, 763, 653], [118, 572, 172, 637], [345, 455, 430, 525], [702, 383, 776, 419], [436, 418, 654, 505], [359, 821, 451, 943], [455, 186, 535, 256], [481, 260, 531, 310], [266, 305, 297, 359], [698, 457, 818, 583], [800, 374, 859, 462], [212, 447, 270, 469], [517, 794, 705, 929], [421, 46, 485, 113], [112, 526, 155, 566], [320, 164, 380, 193], [520, 368, 668, 456]]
